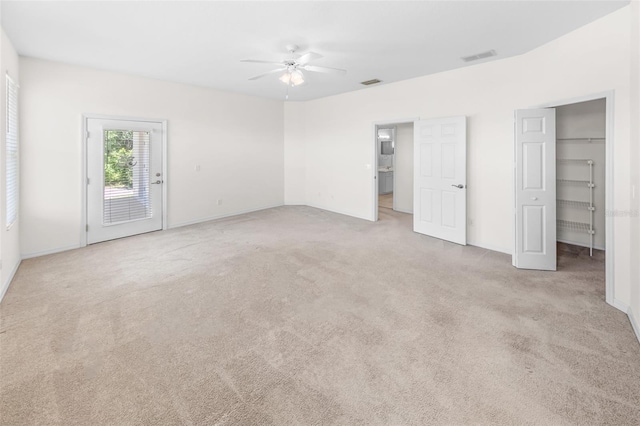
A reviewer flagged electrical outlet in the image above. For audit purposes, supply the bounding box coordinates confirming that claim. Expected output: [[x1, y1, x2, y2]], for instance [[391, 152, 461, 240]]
[[217, 199, 222, 206], [195, 165, 200, 171]]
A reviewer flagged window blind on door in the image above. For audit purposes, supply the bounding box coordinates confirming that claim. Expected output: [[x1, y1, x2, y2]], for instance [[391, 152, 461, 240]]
[[6, 75, 19, 229], [103, 129, 152, 225]]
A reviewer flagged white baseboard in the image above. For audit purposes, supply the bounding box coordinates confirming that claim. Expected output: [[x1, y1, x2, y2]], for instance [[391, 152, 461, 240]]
[[610, 298, 629, 313], [21, 205, 286, 260], [607, 299, 639, 345], [168, 203, 284, 229], [557, 238, 605, 251], [0, 259, 22, 303], [628, 308, 640, 345], [305, 202, 370, 222], [392, 207, 413, 215], [21, 244, 82, 260], [467, 240, 512, 255]]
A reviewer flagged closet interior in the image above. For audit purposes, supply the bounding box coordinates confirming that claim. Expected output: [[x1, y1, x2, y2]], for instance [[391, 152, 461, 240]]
[[556, 98, 606, 257]]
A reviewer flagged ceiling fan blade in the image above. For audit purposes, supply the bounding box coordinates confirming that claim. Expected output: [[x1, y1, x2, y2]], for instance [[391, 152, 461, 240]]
[[296, 51, 323, 65], [303, 65, 347, 76], [248, 68, 287, 81], [241, 59, 285, 66]]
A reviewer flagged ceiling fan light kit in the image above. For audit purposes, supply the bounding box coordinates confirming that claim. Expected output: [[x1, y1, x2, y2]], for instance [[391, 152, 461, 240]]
[[242, 44, 347, 98], [279, 69, 305, 86]]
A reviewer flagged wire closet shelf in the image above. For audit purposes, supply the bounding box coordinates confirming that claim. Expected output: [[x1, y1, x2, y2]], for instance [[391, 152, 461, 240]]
[[556, 150, 597, 256]]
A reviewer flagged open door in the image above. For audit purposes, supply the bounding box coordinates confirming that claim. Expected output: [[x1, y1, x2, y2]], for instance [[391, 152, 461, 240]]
[[513, 109, 556, 270], [413, 116, 466, 245]]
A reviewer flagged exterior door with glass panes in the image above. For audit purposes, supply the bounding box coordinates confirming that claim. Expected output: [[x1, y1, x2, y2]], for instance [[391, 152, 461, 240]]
[[86, 118, 163, 244]]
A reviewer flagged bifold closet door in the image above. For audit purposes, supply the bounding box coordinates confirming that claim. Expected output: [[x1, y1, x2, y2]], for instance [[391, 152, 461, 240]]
[[513, 108, 556, 271]]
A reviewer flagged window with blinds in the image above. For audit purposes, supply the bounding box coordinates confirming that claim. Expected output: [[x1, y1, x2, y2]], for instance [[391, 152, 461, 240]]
[[6, 75, 18, 229], [103, 130, 152, 224]]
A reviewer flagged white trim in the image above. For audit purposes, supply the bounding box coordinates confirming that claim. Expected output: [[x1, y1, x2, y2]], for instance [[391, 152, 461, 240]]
[[168, 203, 284, 229], [467, 240, 512, 255], [5, 72, 19, 88], [80, 116, 88, 246], [393, 207, 413, 215], [81, 113, 167, 124], [305, 202, 370, 222], [557, 238, 605, 252], [609, 299, 640, 345], [161, 120, 168, 231], [628, 308, 640, 345], [81, 114, 168, 246], [23, 205, 284, 259], [611, 298, 629, 313], [21, 244, 82, 260], [0, 259, 21, 303], [529, 90, 616, 310], [371, 117, 419, 222]]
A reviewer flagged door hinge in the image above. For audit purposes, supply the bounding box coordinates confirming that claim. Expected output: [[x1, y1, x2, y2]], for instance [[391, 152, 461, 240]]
[[87, 178, 90, 185], [86, 131, 90, 139], [86, 224, 89, 232]]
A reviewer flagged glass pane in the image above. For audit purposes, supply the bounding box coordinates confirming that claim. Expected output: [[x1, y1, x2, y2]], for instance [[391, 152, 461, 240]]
[[103, 130, 152, 225]]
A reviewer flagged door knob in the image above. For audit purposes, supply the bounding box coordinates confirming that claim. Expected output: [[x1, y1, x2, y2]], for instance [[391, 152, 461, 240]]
[[451, 184, 464, 189]]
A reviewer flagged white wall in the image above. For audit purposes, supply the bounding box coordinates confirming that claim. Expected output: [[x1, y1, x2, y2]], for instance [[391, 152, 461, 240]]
[[283, 102, 306, 205], [283, 7, 632, 305], [20, 58, 284, 258], [393, 122, 413, 214], [555, 99, 606, 249], [0, 28, 20, 300]]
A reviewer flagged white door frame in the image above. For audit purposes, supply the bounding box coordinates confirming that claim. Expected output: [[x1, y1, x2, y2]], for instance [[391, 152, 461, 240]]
[[371, 117, 420, 221], [529, 90, 616, 309], [80, 114, 168, 248]]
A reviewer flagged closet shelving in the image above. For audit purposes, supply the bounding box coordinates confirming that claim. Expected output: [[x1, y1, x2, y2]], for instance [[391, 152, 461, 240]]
[[557, 137, 605, 143], [557, 220, 593, 233], [557, 199, 591, 209], [557, 179, 592, 186], [556, 153, 596, 256]]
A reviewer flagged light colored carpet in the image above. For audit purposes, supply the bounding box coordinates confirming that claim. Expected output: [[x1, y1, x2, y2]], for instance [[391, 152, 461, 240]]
[[379, 193, 393, 209], [1, 206, 639, 425]]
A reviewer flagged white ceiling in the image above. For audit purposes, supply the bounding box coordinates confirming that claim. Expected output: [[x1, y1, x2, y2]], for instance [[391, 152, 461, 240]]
[[1, 1, 629, 101]]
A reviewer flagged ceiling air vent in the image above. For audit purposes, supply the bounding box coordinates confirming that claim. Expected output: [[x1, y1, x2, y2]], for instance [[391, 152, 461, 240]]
[[461, 50, 497, 63], [360, 79, 382, 86]]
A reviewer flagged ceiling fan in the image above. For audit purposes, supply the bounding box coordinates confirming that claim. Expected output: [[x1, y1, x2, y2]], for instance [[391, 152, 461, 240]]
[[241, 44, 346, 90]]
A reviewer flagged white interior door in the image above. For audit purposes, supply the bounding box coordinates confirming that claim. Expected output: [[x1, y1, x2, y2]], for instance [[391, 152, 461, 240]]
[[513, 109, 556, 270], [413, 116, 466, 245], [87, 118, 164, 244]]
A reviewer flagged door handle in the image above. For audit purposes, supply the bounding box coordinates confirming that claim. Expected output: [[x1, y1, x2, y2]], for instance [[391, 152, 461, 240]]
[[151, 180, 163, 184], [451, 184, 465, 189]]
